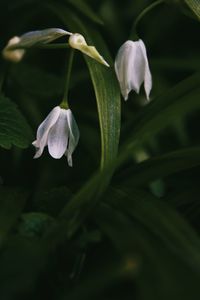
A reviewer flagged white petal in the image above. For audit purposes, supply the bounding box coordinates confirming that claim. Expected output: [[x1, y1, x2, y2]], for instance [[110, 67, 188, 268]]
[[19, 28, 72, 47], [47, 109, 69, 159], [115, 41, 136, 100], [33, 106, 60, 158], [65, 109, 80, 166], [138, 40, 152, 100], [2, 37, 25, 62], [115, 39, 152, 101], [69, 33, 109, 67], [129, 40, 146, 95], [2, 29, 72, 63]]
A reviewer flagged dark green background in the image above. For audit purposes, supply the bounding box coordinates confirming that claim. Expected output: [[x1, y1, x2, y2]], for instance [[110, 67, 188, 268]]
[[0, 0, 200, 299]]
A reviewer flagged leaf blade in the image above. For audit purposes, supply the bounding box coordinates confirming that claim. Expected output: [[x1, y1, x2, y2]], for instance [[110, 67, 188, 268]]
[[0, 95, 33, 149]]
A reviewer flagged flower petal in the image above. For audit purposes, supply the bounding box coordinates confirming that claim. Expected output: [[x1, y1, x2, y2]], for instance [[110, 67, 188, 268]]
[[33, 106, 60, 158], [115, 39, 152, 101], [47, 109, 69, 159], [65, 109, 80, 166], [19, 28, 72, 47], [2, 28, 72, 62], [115, 41, 135, 100], [129, 40, 146, 95], [138, 39, 152, 100], [2, 37, 25, 62], [69, 33, 109, 67]]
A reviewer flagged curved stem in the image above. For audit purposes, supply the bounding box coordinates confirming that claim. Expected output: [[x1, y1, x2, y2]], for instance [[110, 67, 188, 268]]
[[38, 43, 69, 49], [61, 49, 75, 108], [9, 43, 69, 50], [130, 0, 164, 39]]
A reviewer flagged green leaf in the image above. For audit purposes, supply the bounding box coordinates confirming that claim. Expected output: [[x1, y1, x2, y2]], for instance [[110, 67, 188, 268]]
[[107, 187, 200, 267], [17, 212, 55, 238], [0, 187, 28, 247], [44, 169, 112, 247], [67, 0, 104, 25], [94, 202, 200, 300], [33, 186, 72, 217], [46, 3, 121, 169], [0, 95, 33, 149], [10, 63, 63, 98], [117, 147, 200, 186], [185, 0, 200, 20], [125, 73, 200, 147], [166, 0, 200, 20]]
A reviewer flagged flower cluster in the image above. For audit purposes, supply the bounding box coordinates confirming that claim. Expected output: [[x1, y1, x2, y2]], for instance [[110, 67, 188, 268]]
[[2, 28, 110, 166], [2, 27, 152, 166]]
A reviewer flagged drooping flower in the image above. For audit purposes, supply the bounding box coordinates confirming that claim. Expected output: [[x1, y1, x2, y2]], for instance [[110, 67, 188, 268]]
[[114, 39, 152, 101], [2, 37, 25, 62], [2, 28, 72, 62], [69, 33, 109, 67], [32, 106, 79, 167]]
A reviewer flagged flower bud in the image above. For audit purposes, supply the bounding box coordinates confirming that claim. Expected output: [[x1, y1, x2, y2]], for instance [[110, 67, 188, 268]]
[[2, 37, 25, 63], [2, 28, 72, 63], [69, 33, 109, 67]]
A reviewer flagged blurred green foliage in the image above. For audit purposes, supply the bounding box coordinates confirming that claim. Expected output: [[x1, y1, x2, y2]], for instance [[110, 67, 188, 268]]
[[0, 0, 200, 299]]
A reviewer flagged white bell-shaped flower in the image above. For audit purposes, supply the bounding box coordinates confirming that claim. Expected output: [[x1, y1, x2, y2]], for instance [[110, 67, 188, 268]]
[[32, 106, 79, 167], [2, 28, 72, 63], [69, 33, 109, 67], [114, 39, 152, 101]]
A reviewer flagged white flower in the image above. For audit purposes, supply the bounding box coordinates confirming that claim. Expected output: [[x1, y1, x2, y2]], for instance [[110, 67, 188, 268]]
[[2, 37, 25, 62], [114, 39, 152, 101], [69, 33, 109, 67], [2, 28, 72, 63], [32, 106, 79, 167]]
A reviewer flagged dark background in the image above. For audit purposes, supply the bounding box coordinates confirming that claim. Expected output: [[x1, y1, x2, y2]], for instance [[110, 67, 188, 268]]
[[0, 1, 200, 299]]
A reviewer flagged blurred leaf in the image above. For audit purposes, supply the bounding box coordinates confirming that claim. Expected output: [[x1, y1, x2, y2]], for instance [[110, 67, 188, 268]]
[[125, 73, 200, 147], [44, 168, 112, 247], [0, 187, 27, 247], [0, 236, 48, 299], [117, 147, 200, 186], [67, 0, 104, 25], [185, 0, 200, 20], [33, 186, 72, 217], [17, 212, 55, 238], [46, 3, 121, 168], [107, 187, 200, 267], [0, 94, 33, 149], [166, 0, 200, 20], [10, 63, 63, 98], [94, 201, 200, 300], [61, 260, 127, 300]]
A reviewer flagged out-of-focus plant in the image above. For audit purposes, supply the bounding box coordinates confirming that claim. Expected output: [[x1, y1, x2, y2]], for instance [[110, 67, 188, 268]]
[[0, 0, 200, 299]]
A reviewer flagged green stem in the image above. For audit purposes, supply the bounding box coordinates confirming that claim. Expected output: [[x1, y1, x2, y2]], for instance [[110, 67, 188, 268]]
[[9, 43, 69, 50], [130, 0, 164, 39], [60, 49, 75, 109], [38, 43, 69, 49]]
